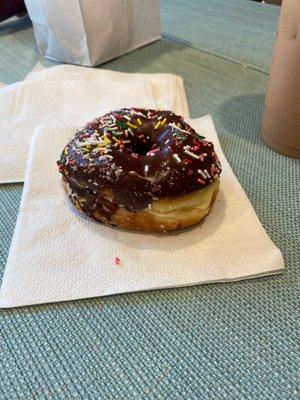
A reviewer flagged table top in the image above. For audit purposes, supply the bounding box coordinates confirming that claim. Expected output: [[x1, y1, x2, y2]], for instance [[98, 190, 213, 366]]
[[0, 1, 299, 399]]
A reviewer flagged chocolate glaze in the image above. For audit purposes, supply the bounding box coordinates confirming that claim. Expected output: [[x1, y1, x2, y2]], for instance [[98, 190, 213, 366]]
[[58, 108, 222, 217]]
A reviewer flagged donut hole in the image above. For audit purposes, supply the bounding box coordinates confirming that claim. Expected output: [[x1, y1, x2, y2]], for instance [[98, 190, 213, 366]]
[[132, 139, 157, 155]]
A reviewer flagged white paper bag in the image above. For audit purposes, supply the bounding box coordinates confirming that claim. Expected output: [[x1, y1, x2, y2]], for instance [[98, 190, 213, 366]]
[[24, 0, 161, 66]]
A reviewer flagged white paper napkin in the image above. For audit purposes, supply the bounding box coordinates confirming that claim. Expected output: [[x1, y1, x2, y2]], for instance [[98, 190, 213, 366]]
[[0, 116, 284, 308], [24, 64, 190, 119], [0, 80, 155, 183], [0, 67, 189, 183]]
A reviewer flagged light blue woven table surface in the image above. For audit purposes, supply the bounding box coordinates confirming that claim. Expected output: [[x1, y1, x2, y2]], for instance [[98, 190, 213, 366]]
[[0, 1, 299, 399]]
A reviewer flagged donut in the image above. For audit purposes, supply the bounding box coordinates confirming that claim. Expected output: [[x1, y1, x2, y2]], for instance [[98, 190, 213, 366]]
[[57, 108, 222, 232]]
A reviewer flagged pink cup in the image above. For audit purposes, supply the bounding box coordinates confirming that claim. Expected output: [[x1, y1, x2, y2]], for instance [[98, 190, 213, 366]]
[[261, 0, 300, 158]]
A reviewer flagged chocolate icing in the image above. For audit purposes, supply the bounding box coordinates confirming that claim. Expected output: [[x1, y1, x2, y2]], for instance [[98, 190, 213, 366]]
[[58, 108, 222, 217]]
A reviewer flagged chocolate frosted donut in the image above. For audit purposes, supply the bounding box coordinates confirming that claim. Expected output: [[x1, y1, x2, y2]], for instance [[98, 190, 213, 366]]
[[58, 108, 222, 232]]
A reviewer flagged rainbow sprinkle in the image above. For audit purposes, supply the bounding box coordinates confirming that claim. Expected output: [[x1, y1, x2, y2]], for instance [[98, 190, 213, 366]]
[[127, 122, 138, 129], [173, 154, 181, 163]]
